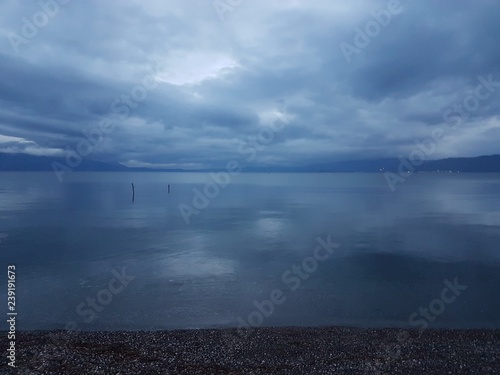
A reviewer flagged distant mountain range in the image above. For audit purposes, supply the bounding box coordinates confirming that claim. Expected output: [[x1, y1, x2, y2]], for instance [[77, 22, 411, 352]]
[[296, 154, 500, 173], [0, 153, 183, 172], [1, 152, 500, 173]]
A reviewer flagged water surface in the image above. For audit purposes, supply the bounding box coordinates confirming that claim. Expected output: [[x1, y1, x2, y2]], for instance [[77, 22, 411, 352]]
[[1, 172, 499, 330]]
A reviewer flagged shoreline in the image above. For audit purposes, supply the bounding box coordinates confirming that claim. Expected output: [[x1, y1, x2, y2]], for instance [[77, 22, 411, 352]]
[[2, 326, 499, 374]]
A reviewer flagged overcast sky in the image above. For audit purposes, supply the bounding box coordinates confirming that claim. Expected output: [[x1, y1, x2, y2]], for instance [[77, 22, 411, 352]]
[[0, 0, 499, 169]]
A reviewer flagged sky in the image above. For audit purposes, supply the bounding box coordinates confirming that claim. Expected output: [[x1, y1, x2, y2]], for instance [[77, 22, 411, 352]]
[[0, 0, 499, 170]]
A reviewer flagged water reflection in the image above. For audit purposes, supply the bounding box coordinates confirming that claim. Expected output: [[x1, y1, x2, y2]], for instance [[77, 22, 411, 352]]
[[0, 172, 499, 330]]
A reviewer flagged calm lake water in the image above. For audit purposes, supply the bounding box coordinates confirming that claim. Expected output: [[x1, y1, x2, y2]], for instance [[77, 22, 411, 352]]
[[1, 172, 499, 331]]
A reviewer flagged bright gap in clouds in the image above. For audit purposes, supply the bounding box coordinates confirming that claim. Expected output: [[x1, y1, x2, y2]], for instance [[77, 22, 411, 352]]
[[154, 52, 239, 86], [0, 134, 64, 157]]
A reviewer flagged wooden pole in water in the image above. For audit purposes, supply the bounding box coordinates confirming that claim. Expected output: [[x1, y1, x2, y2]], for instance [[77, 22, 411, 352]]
[[168, 184, 170, 194], [131, 183, 135, 202]]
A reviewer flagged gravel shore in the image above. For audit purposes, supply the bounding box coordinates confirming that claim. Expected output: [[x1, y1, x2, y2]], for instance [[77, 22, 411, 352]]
[[1, 327, 499, 374]]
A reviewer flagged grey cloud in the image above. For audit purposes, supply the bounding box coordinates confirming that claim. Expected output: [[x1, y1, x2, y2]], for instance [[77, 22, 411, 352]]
[[1, 0, 499, 168]]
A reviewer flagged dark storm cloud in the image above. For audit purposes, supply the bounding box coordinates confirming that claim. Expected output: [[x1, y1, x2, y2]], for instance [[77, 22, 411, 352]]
[[0, 0, 499, 168], [347, 1, 500, 101]]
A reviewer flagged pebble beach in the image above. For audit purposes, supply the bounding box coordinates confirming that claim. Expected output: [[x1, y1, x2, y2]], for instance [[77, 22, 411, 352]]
[[2, 327, 499, 374]]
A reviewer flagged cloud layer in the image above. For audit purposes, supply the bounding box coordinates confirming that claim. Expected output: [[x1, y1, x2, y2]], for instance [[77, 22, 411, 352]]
[[1, 0, 499, 169]]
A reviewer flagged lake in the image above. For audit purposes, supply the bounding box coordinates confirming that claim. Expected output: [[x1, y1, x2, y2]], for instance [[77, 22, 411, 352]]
[[1, 172, 499, 331]]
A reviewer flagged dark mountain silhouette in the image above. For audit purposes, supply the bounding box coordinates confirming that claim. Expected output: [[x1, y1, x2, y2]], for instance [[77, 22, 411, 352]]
[[290, 155, 500, 173], [0, 153, 184, 172], [1, 152, 500, 173]]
